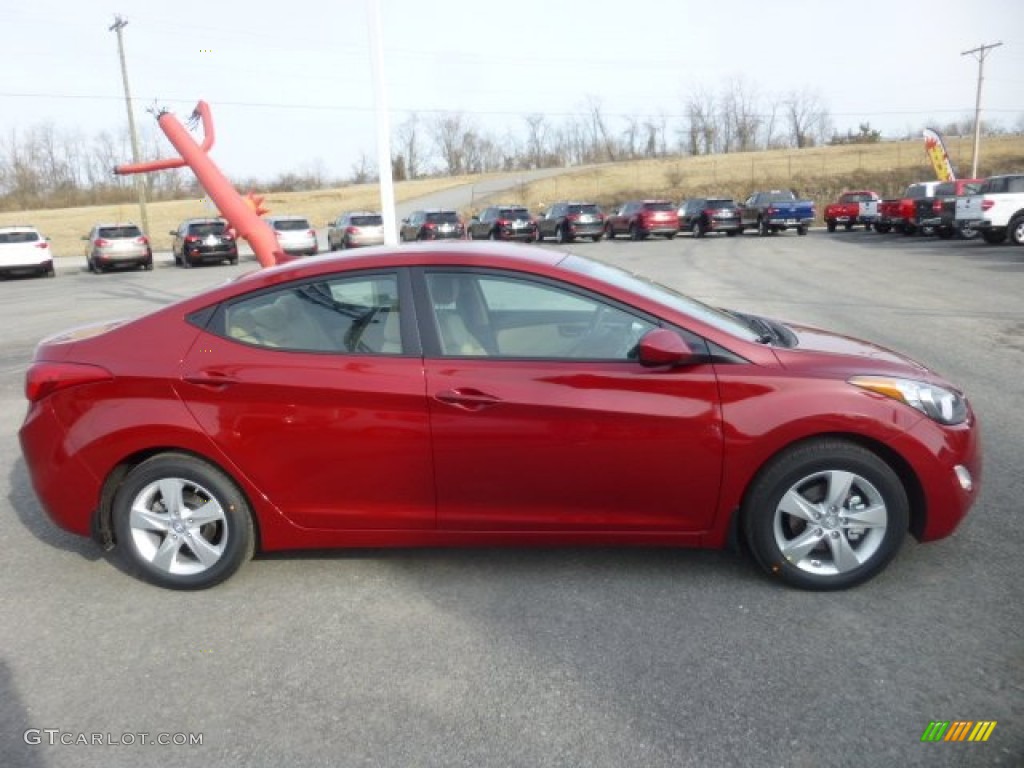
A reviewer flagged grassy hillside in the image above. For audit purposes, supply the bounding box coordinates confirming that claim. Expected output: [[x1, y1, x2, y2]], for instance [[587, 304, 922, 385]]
[[7, 135, 1022, 259]]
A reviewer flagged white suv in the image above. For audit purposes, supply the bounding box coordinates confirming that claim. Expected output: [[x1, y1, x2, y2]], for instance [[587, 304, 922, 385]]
[[955, 174, 1024, 245], [264, 215, 318, 257], [0, 225, 55, 278]]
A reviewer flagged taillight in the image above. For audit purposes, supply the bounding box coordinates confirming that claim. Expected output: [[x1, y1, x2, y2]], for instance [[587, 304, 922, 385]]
[[185, 235, 200, 243], [767, 206, 777, 215], [94, 238, 110, 247], [25, 362, 113, 403], [981, 200, 995, 211], [933, 200, 943, 213], [567, 214, 580, 222], [345, 226, 358, 234], [424, 222, 436, 230], [136, 236, 149, 244], [35, 241, 50, 249], [307, 230, 316, 238]]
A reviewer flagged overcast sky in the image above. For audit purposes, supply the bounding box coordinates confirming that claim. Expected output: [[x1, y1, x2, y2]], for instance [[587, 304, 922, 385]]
[[2, 0, 1022, 181]]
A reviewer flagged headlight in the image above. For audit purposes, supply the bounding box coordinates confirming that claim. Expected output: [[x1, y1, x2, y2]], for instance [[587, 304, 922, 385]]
[[849, 376, 968, 425]]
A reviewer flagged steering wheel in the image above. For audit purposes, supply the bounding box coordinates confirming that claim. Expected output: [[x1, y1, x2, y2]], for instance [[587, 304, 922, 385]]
[[567, 305, 611, 357]]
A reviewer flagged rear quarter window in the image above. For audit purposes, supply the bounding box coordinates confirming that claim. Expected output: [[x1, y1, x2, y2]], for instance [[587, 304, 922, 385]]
[[99, 226, 142, 238]]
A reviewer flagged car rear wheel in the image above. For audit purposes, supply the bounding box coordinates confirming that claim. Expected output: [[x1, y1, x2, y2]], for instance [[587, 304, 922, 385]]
[[797, 225, 808, 236], [981, 230, 1006, 245], [826, 220, 836, 232], [1009, 215, 1024, 246], [112, 453, 254, 590], [556, 224, 569, 244], [691, 220, 705, 239], [743, 439, 908, 590], [604, 225, 615, 240], [628, 224, 640, 241]]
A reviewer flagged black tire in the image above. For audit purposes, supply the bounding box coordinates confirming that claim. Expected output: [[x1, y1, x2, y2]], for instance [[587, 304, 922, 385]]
[[726, 230, 738, 237], [875, 223, 892, 234], [937, 227, 955, 240], [229, 256, 239, 265], [664, 232, 675, 240], [742, 439, 908, 591], [981, 230, 1005, 245], [1009, 215, 1024, 246], [591, 233, 602, 242], [112, 453, 254, 590], [826, 220, 836, 233], [691, 220, 705, 239], [957, 224, 978, 240], [535, 229, 544, 242], [557, 224, 570, 244], [797, 224, 807, 236], [628, 224, 640, 241], [758, 217, 769, 237], [843, 222, 853, 231], [604, 225, 615, 240]]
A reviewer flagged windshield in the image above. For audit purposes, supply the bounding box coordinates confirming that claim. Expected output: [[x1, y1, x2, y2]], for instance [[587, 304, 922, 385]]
[[273, 219, 311, 231], [0, 231, 40, 243], [188, 221, 227, 236], [560, 254, 760, 341], [764, 191, 797, 203], [98, 226, 142, 238], [351, 215, 382, 226]]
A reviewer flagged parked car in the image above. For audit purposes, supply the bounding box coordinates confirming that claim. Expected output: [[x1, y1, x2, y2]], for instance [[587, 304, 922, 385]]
[[955, 174, 1024, 245], [170, 218, 239, 267], [604, 200, 679, 240], [823, 191, 881, 232], [19, 243, 981, 591], [264, 215, 318, 257], [738, 190, 815, 236], [915, 179, 983, 239], [400, 210, 465, 242], [83, 223, 153, 273], [0, 225, 55, 278], [875, 182, 941, 235], [677, 198, 741, 238], [535, 202, 605, 243], [467, 205, 537, 242], [327, 211, 385, 250]]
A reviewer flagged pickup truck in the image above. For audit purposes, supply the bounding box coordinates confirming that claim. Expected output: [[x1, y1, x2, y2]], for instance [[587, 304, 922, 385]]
[[955, 174, 1024, 245], [875, 182, 941, 234], [914, 179, 983, 239], [824, 191, 880, 232], [739, 190, 815, 236]]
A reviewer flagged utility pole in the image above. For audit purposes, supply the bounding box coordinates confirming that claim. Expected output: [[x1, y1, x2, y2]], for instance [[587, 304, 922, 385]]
[[961, 41, 1003, 179], [109, 15, 150, 237]]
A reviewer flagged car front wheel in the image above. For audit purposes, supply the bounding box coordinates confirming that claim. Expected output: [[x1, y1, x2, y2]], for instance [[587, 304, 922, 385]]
[[112, 453, 254, 590], [742, 439, 908, 590]]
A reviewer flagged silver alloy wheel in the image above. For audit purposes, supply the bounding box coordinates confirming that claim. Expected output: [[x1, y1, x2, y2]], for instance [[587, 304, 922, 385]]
[[128, 478, 229, 576], [772, 469, 888, 576]]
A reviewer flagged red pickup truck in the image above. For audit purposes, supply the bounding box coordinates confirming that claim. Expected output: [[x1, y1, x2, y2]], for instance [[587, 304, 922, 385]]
[[875, 182, 941, 234], [824, 191, 880, 232]]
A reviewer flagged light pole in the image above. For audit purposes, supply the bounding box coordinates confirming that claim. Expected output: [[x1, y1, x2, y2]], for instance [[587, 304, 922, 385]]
[[109, 15, 150, 237], [961, 41, 1003, 179]]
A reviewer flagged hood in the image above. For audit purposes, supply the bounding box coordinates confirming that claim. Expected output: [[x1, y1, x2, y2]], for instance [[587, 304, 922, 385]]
[[771, 320, 935, 378]]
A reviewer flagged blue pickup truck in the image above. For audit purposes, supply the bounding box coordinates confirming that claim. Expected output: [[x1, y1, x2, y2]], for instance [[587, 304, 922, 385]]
[[739, 190, 816, 236]]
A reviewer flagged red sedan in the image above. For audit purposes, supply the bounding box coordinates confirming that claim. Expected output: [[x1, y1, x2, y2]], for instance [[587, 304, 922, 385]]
[[18, 243, 981, 590]]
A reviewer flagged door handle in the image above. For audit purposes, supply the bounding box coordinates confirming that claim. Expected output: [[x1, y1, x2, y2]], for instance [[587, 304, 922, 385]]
[[182, 371, 237, 390], [434, 388, 501, 410]]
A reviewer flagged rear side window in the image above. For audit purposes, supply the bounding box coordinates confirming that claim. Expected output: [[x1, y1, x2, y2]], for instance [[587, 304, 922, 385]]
[[99, 226, 142, 238], [0, 231, 40, 243]]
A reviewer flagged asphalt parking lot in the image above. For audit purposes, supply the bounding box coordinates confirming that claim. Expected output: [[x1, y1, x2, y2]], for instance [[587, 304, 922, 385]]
[[1, 229, 1022, 767]]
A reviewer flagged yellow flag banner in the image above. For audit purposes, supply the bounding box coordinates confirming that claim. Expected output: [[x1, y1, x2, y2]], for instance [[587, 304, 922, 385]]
[[923, 128, 956, 182]]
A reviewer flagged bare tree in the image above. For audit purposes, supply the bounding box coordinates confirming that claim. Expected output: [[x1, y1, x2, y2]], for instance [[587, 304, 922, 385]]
[[431, 112, 476, 176], [523, 113, 550, 169], [784, 88, 832, 148], [721, 76, 762, 152], [396, 112, 423, 179], [684, 88, 716, 155], [584, 95, 617, 162]]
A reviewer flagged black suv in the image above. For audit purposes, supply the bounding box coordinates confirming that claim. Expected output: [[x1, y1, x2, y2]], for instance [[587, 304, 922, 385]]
[[399, 210, 465, 241], [535, 202, 605, 243], [468, 205, 537, 242], [677, 198, 741, 238], [170, 218, 239, 267]]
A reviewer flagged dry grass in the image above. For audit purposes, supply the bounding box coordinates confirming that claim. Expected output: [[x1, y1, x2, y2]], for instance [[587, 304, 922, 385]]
[[476, 135, 1024, 217], [4, 175, 488, 259], [8, 135, 1023, 258]]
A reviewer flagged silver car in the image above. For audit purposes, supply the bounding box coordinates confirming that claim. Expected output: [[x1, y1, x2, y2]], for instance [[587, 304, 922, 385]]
[[265, 215, 318, 257], [83, 223, 153, 273], [327, 211, 385, 250]]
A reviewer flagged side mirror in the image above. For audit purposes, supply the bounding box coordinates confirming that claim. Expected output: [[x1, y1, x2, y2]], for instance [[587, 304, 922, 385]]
[[637, 328, 696, 367], [168, 230, 176, 236], [470, 216, 479, 223]]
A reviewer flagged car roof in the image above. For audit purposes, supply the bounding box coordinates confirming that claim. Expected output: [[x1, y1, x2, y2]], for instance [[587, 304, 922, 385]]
[[0, 225, 40, 232], [265, 215, 310, 221]]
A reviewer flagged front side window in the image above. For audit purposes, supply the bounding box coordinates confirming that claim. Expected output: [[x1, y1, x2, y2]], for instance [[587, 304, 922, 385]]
[[426, 272, 656, 360], [224, 273, 402, 354]]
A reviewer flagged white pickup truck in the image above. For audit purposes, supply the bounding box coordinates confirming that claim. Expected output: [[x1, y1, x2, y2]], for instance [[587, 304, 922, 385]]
[[955, 173, 1024, 245]]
